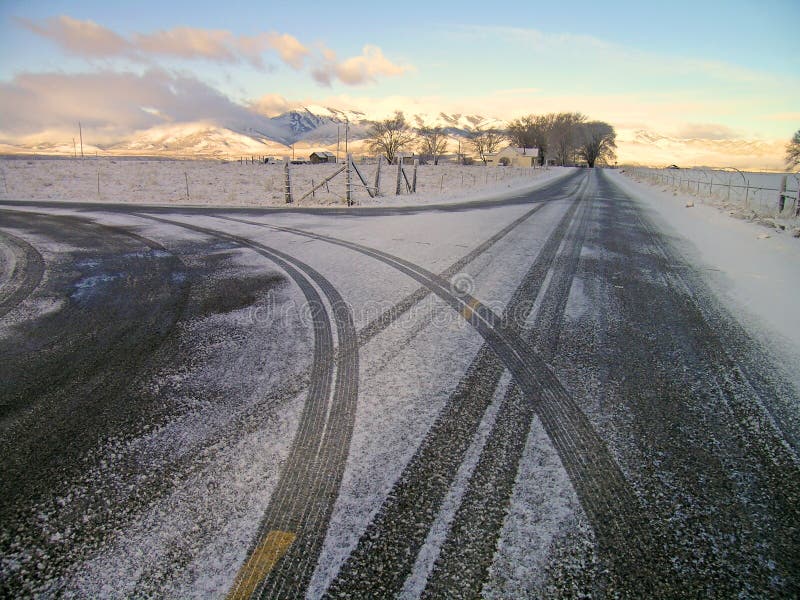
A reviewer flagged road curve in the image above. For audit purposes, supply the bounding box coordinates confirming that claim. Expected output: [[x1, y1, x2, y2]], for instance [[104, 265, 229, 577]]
[[0, 227, 45, 318], [126, 214, 359, 600], [0, 210, 192, 598]]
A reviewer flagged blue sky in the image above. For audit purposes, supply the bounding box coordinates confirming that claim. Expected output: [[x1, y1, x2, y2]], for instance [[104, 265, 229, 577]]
[[1, 0, 798, 167]]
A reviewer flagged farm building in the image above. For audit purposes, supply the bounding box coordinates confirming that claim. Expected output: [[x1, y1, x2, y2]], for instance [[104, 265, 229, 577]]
[[485, 146, 539, 167], [309, 151, 337, 164]]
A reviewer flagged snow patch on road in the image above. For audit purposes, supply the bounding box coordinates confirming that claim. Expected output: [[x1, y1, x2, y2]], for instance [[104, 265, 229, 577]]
[[483, 412, 588, 598], [307, 294, 484, 598]]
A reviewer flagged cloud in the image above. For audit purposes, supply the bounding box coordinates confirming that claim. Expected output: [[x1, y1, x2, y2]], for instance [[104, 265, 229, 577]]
[[249, 93, 305, 116], [263, 33, 309, 69], [312, 45, 411, 86], [16, 15, 308, 71], [16, 15, 407, 84], [134, 27, 237, 62], [16, 15, 131, 58], [0, 69, 273, 142]]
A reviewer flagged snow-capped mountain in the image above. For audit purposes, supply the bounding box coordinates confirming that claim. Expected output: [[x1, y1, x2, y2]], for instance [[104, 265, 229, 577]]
[[106, 123, 277, 156], [236, 106, 503, 146], [0, 106, 506, 158]]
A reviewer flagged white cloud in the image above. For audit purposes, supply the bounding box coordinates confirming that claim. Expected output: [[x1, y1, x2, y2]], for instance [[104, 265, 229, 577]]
[[16, 15, 410, 85], [263, 32, 309, 69], [0, 69, 273, 142], [312, 45, 412, 86], [249, 93, 305, 117], [134, 27, 237, 63], [17, 15, 131, 58]]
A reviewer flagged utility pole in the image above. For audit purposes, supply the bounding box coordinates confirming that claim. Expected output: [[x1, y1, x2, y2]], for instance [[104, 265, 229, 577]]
[[337, 124, 341, 163], [78, 121, 84, 159], [345, 117, 349, 156]]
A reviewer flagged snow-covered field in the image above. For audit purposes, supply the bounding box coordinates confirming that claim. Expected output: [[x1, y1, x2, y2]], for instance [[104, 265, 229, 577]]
[[0, 157, 564, 208]]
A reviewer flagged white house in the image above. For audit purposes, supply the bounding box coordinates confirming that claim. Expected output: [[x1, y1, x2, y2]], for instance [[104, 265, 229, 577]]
[[485, 146, 539, 167]]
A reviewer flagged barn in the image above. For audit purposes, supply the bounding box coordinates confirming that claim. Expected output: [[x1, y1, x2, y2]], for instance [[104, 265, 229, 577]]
[[309, 151, 337, 164]]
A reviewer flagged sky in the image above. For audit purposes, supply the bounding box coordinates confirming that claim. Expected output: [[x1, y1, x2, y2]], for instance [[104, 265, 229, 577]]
[[1, 0, 798, 169]]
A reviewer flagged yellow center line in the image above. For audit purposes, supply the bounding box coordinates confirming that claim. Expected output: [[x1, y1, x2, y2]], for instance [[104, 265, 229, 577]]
[[226, 530, 296, 600], [461, 297, 481, 320]]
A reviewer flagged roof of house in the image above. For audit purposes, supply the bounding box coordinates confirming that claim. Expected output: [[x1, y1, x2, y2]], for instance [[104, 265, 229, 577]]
[[488, 146, 540, 158], [503, 147, 539, 156], [310, 151, 336, 157]]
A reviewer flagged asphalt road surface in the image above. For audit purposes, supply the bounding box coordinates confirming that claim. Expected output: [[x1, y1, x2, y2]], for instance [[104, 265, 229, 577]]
[[1, 169, 798, 598]]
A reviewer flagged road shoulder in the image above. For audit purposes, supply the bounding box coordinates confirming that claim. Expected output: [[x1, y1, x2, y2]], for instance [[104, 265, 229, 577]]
[[611, 169, 800, 391]]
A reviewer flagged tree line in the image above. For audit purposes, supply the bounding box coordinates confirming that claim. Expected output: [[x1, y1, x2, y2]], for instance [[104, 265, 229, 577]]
[[366, 111, 617, 168]]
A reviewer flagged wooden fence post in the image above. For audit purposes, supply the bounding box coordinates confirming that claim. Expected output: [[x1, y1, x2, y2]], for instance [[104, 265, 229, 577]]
[[373, 156, 382, 196], [395, 156, 403, 195], [284, 161, 293, 204], [778, 175, 787, 213], [795, 186, 800, 217], [412, 159, 419, 193]]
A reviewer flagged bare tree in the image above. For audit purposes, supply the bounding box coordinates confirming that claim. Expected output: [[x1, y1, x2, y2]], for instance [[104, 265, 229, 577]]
[[548, 112, 586, 166], [786, 129, 800, 168], [467, 126, 505, 164], [507, 114, 552, 164], [417, 124, 449, 165], [366, 112, 416, 164], [577, 121, 617, 168]]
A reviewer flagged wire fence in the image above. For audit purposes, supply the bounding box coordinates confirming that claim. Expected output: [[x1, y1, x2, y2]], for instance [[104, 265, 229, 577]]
[[626, 167, 800, 219], [0, 156, 547, 207]]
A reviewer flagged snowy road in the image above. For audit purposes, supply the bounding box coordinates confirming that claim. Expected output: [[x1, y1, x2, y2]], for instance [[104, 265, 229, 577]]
[[1, 169, 798, 598]]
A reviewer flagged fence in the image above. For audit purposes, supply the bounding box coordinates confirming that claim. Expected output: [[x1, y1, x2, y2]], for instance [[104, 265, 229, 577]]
[[0, 156, 546, 206], [627, 167, 800, 219]]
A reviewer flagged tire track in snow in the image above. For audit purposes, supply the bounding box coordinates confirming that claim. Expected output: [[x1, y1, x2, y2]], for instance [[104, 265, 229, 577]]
[[219, 173, 672, 599], [352, 172, 587, 346], [214, 171, 586, 353], [127, 214, 358, 600], [0, 226, 45, 318], [421, 177, 595, 598], [322, 180, 587, 598]]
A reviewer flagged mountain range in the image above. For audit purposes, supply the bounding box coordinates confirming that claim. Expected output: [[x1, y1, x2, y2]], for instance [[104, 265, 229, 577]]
[[0, 107, 504, 158], [0, 107, 785, 170]]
